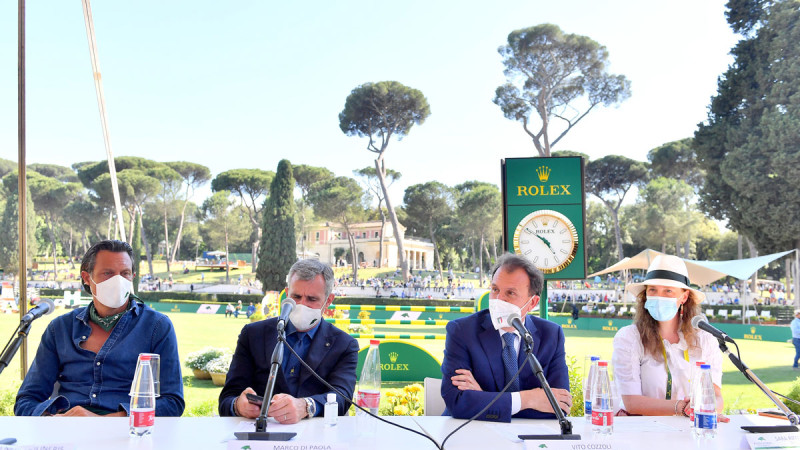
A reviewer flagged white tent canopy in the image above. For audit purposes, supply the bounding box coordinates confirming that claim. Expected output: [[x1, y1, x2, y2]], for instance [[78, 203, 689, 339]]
[[588, 249, 796, 287]]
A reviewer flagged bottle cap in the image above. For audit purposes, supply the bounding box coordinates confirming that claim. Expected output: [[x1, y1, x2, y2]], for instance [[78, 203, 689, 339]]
[[701, 364, 711, 369], [370, 339, 380, 345], [590, 356, 600, 361], [140, 354, 151, 361], [695, 361, 705, 366], [327, 393, 336, 402], [598, 361, 608, 367]]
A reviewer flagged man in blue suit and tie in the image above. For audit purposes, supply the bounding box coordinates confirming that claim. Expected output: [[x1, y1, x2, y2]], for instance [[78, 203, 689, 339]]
[[441, 253, 572, 422], [219, 260, 358, 423]]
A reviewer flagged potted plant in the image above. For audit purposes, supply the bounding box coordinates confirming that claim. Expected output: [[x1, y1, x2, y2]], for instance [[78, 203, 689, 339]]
[[185, 347, 226, 380], [206, 353, 233, 386]]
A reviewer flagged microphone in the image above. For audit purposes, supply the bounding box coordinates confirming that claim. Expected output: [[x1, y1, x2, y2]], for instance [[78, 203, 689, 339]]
[[276, 298, 296, 332], [21, 299, 55, 325], [507, 313, 534, 346], [691, 314, 734, 343]]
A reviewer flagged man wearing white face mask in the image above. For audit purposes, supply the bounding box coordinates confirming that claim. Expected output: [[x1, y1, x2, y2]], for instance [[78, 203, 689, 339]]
[[15, 240, 184, 417], [219, 259, 358, 424], [441, 253, 571, 422]]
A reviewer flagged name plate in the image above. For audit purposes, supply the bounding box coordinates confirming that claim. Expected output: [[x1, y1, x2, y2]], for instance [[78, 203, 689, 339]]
[[744, 433, 800, 449], [523, 441, 630, 450], [227, 442, 346, 450]]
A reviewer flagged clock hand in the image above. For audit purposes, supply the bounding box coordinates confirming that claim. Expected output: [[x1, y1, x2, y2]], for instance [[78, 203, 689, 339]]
[[534, 234, 557, 254]]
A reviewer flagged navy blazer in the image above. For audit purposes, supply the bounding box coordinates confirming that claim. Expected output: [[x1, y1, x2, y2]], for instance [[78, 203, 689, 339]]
[[440, 309, 569, 422], [218, 318, 359, 416]]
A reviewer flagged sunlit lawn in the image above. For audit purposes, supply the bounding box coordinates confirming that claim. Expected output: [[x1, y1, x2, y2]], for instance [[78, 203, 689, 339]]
[[2, 310, 798, 415]]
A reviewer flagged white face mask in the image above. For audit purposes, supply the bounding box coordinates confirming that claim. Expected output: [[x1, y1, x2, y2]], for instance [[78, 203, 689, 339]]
[[289, 303, 322, 331], [488, 298, 531, 330], [91, 275, 132, 309]]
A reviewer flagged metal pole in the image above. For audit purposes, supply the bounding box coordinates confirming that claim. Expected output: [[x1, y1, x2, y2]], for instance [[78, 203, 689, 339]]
[[18, 0, 29, 379]]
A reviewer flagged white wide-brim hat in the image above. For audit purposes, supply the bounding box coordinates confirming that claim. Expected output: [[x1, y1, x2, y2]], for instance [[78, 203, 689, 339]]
[[625, 254, 706, 303]]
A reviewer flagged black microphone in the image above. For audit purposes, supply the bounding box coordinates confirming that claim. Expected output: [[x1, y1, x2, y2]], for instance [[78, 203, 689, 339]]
[[507, 312, 534, 346], [276, 298, 296, 332], [691, 314, 734, 343], [21, 299, 55, 325]]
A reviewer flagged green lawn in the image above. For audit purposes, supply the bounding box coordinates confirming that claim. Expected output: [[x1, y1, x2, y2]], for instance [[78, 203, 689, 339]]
[[2, 309, 798, 416]]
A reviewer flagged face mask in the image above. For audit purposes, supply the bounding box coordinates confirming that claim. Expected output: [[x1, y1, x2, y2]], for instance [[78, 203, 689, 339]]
[[488, 298, 531, 330], [644, 296, 679, 322], [91, 275, 132, 309], [290, 303, 322, 330]]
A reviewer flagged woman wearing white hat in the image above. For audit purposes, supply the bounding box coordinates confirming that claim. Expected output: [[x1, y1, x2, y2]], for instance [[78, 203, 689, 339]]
[[611, 255, 724, 417]]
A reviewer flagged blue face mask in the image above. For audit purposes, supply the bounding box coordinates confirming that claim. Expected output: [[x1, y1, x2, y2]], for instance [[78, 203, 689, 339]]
[[644, 296, 679, 322]]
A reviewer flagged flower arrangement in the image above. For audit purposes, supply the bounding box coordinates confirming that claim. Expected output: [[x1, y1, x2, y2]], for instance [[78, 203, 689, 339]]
[[205, 352, 233, 374], [185, 347, 227, 371], [379, 384, 424, 416]]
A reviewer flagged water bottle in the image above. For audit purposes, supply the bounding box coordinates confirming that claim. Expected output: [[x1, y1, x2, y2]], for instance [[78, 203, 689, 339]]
[[324, 393, 338, 427], [356, 340, 381, 434], [591, 361, 613, 435], [693, 364, 717, 438], [129, 354, 156, 437], [584, 356, 600, 421], [688, 360, 705, 422]]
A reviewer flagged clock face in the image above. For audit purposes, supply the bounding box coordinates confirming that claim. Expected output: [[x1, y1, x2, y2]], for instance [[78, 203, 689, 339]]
[[512, 209, 578, 274]]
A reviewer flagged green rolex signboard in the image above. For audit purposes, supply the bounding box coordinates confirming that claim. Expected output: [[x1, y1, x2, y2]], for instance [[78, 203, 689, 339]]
[[502, 156, 586, 280]]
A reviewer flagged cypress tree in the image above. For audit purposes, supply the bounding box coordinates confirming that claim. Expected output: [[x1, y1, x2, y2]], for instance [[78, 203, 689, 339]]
[[256, 160, 296, 292]]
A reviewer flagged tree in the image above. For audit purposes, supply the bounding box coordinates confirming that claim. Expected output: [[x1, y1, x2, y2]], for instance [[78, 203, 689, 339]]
[[28, 163, 80, 183], [63, 196, 105, 254], [27, 171, 81, 277], [165, 161, 210, 263], [584, 201, 617, 274], [211, 169, 274, 270], [647, 138, 704, 190], [354, 166, 401, 268], [627, 177, 695, 254], [456, 182, 502, 286], [257, 160, 297, 291], [339, 81, 431, 280], [147, 166, 182, 275], [494, 24, 631, 156], [131, 210, 142, 294], [0, 158, 15, 178], [308, 177, 366, 282], [585, 155, 649, 260], [0, 172, 37, 278], [202, 191, 251, 284], [294, 165, 334, 256], [403, 182, 454, 276]]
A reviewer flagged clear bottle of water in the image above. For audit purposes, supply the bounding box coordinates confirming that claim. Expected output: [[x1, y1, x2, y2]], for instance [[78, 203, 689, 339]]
[[688, 360, 705, 423], [324, 393, 338, 427], [129, 355, 156, 437], [591, 361, 613, 436], [356, 340, 381, 434], [584, 356, 600, 421], [693, 364, 717, 439]]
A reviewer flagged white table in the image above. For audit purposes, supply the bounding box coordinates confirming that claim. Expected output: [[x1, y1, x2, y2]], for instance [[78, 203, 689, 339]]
[[0, 414, 791, 449]]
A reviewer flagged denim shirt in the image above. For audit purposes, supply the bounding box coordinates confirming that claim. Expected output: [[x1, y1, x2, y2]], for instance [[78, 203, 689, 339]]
[[14, 300, 185, 416]]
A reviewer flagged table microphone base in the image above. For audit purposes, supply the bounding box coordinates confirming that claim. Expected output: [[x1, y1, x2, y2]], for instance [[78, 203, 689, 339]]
[[518, 434, 581, 440], [234, 431, 297, 441]]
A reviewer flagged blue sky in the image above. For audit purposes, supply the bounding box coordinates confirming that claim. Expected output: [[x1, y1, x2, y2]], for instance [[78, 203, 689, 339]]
[[0, 0, 739, 203]]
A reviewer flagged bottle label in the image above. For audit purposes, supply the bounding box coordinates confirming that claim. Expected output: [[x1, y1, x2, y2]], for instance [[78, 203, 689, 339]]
[[688, 407, 694, 421], [591, 409, 613, 426], [131, 408, 155, 427], [694, 412, 717, 429], [584, 401, 592, 416], [356, 391, 380, 409]]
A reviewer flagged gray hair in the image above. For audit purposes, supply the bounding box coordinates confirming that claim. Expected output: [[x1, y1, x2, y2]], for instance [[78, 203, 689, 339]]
[[490, 253, 544, 297], [287, 259, 334, 298]]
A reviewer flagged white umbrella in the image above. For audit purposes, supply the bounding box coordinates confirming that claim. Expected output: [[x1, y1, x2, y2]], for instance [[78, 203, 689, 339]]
[[588, 249, 729, 287]]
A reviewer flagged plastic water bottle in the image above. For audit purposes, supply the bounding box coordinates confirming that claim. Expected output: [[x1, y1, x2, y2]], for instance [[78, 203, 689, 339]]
[[688, 360, 705, 422], [356, 340, 381, 434], [324, 393, 338, 427], [693, 364, 717, 438], [591, 361, 613, 435], [129, 354, 156, 437], [584, 356, 600, 421]]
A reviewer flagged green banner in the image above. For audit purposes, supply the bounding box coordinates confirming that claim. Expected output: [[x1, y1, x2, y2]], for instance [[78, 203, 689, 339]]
[[356, 341, 442, 382]]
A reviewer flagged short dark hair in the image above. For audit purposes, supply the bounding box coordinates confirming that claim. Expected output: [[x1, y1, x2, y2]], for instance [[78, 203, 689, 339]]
[[490, 253, 544, 297], [287, 259, 334, 298], [80, 239, 134, 294]]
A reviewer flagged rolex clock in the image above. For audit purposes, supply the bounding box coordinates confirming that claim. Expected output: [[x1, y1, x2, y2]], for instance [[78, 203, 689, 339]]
[[512, 209, 578, 274]]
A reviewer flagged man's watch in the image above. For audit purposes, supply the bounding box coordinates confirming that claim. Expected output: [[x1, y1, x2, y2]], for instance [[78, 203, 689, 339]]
[[304, 397, 316, 418]]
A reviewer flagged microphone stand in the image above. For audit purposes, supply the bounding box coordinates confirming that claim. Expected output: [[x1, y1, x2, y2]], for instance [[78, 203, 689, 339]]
[[0, 320, 33, 376], [234, 323, 297, 441], [717, 339, 800, 430], [517, 333, 580, 441]]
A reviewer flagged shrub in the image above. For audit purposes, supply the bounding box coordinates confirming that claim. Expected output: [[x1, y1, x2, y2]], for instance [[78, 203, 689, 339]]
[[566, 355, 584, 417], [185, 347, 227, 370], [785, 376, 800, 415], [206, 352, 233, 374], [379, 383, 424, 416], [0, 382, 20, 416]]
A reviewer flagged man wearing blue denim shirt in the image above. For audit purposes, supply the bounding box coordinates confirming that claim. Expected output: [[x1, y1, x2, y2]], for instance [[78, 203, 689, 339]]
[[15, 240, 184, 417]]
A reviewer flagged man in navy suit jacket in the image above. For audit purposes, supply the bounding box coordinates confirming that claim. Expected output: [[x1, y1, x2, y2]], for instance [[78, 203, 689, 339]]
[[219, 260, 358, 423], [441, 253, 571, 422]]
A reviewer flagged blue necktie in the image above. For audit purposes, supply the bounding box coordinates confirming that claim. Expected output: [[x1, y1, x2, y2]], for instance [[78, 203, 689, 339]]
[[502, 333, 520, 391]]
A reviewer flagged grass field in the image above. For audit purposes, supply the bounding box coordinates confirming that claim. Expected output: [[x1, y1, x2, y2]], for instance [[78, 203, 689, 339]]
[[2, 309, 799, 415]]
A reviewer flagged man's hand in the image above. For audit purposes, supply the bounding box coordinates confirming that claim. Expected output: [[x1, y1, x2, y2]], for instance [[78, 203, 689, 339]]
[[235, 387, 263, 419], [54, 406, 123, 417], [520, 388, 572, 415], [450, 369, 483, 391], [266, 393, 306, 424]]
